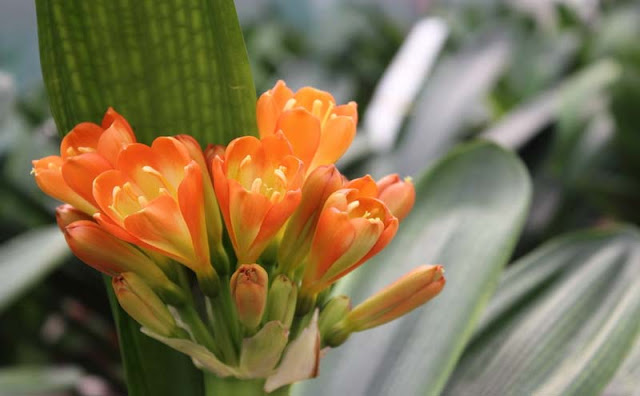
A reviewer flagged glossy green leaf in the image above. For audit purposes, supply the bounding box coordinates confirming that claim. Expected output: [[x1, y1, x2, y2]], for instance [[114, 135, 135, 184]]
[[445, 227, 640, 396], [296, 141, 531, 395], [36, 0, 256, 145], [0, 366, 83, 395], [0, 226, 70, 313]]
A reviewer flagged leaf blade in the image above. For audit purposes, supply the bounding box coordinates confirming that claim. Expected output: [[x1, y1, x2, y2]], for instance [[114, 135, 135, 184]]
[[36, 0, 256, 145]]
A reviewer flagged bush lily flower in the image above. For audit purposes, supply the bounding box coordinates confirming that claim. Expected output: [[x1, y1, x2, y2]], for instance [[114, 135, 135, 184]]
[[32, 82, 445, 393]]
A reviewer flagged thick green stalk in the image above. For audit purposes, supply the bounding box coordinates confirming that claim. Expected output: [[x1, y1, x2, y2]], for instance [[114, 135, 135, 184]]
[[204, 374, 290, 396]]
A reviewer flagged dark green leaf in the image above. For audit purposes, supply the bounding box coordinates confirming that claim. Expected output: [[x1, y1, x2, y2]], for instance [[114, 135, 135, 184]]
[[36, 0, 256, 145]]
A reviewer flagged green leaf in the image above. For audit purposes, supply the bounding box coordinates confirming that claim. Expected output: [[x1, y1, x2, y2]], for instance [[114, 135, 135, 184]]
[[445, 227, 640, 396], [0, 226, 70, 313], [105, 277, 204, 396], [0, 366, 83, 395], [296, 141, 531, 395], [35, 0, 256, 146], [36, 1, 257, 395], [481, 59, 621, 151], [603, 329, 640, 395]]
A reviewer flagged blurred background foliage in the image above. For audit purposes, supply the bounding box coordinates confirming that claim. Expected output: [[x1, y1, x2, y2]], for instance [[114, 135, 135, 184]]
[[1, 0, 639, 394]]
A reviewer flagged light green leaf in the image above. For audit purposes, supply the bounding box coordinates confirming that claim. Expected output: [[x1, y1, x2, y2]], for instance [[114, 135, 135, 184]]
[[0, 366, 83, 395], [445, 227, 640, 396], [36, 0, 256, 146], [603, 330, 640, 396], [296, 141, 531, 395], [0, 226, 70, 313]]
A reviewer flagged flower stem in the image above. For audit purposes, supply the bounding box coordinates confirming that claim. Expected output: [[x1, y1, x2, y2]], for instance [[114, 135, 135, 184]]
[[203, 374, 290, 396], [178, 304, 221, 357]]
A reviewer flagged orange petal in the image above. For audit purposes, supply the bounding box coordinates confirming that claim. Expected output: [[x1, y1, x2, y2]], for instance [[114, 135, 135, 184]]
[[250, 189, 301, 257], [177, 161, 210, 268], [151, 137, 192, 185], [306, 207, 356, 282], [228, 181, 272, 263], [205, 144, 226, 164], [92, 169, 134, 223], [257, 80, 294, 137], [32, 156, 97, 214], [212, 157, 230, 224], [64, 220, 151, 276], [293, 87, 336, 114], [61, 152, 112, 206], [60, 123, 104, 159], [225, 136, 264, 181], [116, 144, 167, 199], [321, 217, 384, 287], [96, 118, 136, 166], [101, 107, 135, 140], [124, 195, 198, 269], [310, 115, 356, 168], [263, 131, 295, 166], [93, 212, 143, 245], [275, 109, 321, 166], [56, 204, 92, 230], [334, 102, 358, 123], [345, 175, 378, 198], [356, 214, 398, 268]]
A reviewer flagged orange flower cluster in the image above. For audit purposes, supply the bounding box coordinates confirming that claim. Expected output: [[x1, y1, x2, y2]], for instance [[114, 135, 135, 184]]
[[32, 81, 444, 388]]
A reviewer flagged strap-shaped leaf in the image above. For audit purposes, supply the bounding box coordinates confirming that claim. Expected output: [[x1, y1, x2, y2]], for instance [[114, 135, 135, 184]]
[[296, 141, 531, 395], [36, 0, 256, 145], [35, 1, 257, 395], [445, 227, 640, 396]]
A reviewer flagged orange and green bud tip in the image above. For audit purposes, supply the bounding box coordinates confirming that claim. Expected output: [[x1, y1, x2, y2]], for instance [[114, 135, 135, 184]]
[[376, 174, 416, 222], [113, 272, 180, 338], [318, 295, 351, 339], [278, 165, 344, 274], [230, 264, 269, 331], [265, 274, 298, 329], [61, 216, 184, 303]]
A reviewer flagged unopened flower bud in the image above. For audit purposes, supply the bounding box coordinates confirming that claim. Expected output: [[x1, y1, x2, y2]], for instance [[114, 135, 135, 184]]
[[230, 264, 269, 330], [265, 275, 298, 328], [278, 165, 344, 274], [112, 273, 179, 337], [346, 265, 445, 331], [376, 174, 415, 221], [175, 135, 229, 275], [318, 295, 351, 337], [55, 204, 92, 230], [63, 220, 184, 303], [204, 143, 225, 164]]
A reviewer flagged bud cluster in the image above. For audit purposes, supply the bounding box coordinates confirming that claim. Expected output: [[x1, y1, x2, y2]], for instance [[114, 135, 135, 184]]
[[32, 81, 445, 392]]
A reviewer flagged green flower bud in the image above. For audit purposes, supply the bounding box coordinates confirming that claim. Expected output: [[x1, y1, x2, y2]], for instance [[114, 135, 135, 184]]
[[112, 272, 179, 337], [265, 274, 298, 328], [318, 295, 351, 338]]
